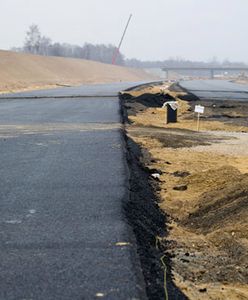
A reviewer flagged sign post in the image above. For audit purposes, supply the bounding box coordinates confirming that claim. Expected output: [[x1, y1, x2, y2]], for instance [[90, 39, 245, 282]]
[[194, 105, 205, 131], [197, 112, 200, 131]]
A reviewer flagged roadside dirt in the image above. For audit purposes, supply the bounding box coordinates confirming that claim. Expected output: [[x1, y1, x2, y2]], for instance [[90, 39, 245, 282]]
[[121, 83, 248, 299]]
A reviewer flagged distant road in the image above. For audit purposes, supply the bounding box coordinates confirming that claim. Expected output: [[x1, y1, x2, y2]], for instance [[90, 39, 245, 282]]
[[179, 79, 248, 101], [0, 83, 148, 300]]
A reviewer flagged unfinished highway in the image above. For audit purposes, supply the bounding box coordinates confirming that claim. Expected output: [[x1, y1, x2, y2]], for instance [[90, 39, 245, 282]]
[[179, 79, 248, 101], [0, 83, 148, 300]]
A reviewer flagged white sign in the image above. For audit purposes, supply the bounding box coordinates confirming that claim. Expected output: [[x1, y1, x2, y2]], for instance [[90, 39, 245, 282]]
[[194, 105, 204, 114], [162, 101, 178, 111]]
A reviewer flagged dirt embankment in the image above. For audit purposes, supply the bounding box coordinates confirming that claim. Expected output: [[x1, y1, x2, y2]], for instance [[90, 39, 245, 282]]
[[121, 82, 248, 300], [0, 50, 156, 94]]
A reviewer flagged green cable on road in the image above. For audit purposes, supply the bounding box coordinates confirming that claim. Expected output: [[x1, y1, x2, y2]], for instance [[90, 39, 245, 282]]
[[160, 255, 169, 300]]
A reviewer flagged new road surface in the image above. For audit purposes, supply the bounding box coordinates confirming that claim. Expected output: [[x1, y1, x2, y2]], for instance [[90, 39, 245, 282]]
[[0, 83, 148, 300], [179, 79, 248, 101]]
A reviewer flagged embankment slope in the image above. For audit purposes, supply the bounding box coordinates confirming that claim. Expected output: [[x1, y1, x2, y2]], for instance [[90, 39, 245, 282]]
[[0, 50, 155, 93]]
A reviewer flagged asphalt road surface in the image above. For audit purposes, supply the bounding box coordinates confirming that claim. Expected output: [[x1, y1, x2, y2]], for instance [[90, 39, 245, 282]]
[[0, 82, 147, 99], [179, 79, 248, 101], [0, 83, 148, 300]]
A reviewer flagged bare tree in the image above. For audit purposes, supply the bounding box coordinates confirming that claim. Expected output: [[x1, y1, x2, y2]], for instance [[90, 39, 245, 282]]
[[24, 24, 41, 54], [20, 24, 125, 65], [39, 36, 52, 56]]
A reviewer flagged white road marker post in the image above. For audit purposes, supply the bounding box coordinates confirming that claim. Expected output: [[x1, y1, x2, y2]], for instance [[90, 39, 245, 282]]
[[194, 105, 205, 131]]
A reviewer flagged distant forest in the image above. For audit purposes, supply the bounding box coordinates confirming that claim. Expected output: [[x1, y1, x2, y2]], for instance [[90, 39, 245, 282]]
[[12, 24, 248, 69]]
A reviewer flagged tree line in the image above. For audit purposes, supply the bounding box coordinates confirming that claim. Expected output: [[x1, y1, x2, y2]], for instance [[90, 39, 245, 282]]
[[12, 24, 247, 69], [12, 24, 125, 65]]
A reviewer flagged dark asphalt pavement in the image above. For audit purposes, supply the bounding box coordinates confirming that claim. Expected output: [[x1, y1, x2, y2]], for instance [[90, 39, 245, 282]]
[[0, 82, 148, 99], [179, 79, 248, 100], [0, 83, 148, 299]]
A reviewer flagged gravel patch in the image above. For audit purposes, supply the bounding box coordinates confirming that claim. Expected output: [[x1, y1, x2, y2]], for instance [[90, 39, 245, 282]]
[[183, 131, 248, 156]]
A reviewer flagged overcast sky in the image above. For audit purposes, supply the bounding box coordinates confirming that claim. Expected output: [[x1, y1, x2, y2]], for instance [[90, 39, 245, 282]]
[[0, 0, 248, 62]]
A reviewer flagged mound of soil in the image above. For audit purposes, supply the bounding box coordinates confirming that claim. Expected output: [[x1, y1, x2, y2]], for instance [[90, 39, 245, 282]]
[[183, 167, 248, 234], [124, 137, 187, 299], [123, 93, 166, 118]]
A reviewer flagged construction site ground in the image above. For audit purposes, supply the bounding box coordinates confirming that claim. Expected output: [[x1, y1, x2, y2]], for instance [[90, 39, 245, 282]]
[[121, 82, 248, 300]]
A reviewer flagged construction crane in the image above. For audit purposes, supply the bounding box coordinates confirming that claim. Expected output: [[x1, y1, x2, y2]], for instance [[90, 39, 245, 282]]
[[112, 14, 132, 65]]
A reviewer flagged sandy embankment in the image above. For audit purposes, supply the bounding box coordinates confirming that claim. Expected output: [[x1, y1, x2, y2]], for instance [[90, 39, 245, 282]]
[[0, 50, 156, 94]]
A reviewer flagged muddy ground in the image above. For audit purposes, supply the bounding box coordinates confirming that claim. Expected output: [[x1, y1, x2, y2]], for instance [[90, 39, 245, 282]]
[[120, 83, 248, 300]]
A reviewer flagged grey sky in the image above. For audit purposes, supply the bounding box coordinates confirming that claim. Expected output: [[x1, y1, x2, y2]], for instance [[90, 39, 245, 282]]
[[0, 0, 248, 62]]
